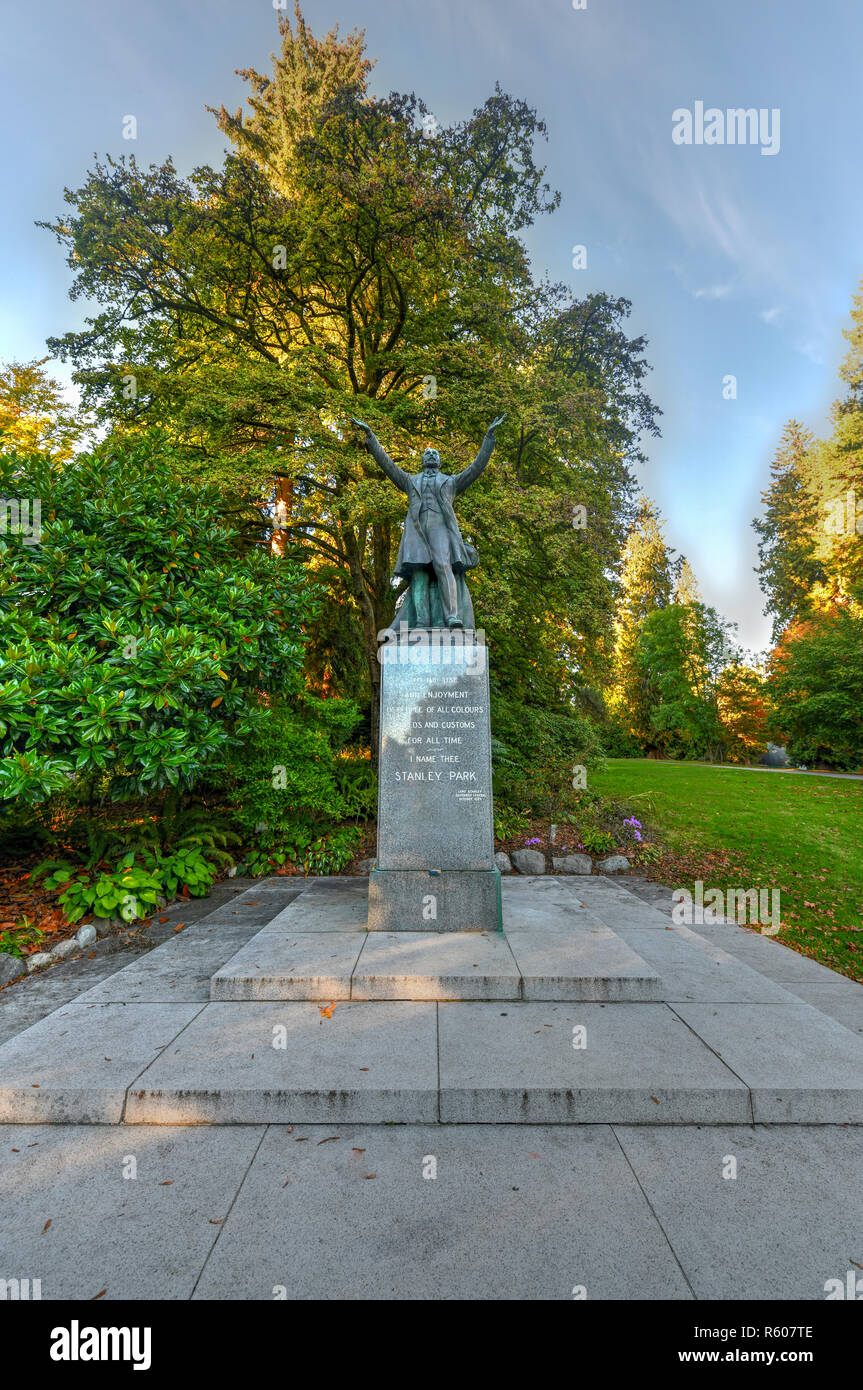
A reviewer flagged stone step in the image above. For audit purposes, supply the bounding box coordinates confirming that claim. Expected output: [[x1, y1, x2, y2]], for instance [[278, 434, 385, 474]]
[[4, 996, 863, 1126], [209, 925, 663, 1002]]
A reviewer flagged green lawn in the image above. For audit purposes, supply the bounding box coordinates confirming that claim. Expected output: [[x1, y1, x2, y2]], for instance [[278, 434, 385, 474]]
[[591, 759, 863, 981]]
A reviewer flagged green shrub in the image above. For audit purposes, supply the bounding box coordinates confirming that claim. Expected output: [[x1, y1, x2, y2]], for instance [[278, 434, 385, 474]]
[[494, 806, 530, 840], [491, 699, 602, 816], [0, 918, 44, 958], [597, 720, 643, 758], [225, 694, 364, 846], [33, 843, 223, 924], [0, 437, 316, 808], [36, 855, 163, 924], [578, 827, 617, 856], [239, 823, 363, 877]]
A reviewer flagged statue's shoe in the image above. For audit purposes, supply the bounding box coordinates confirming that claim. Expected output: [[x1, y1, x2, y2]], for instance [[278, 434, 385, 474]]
[[447, 617, 464, 629]]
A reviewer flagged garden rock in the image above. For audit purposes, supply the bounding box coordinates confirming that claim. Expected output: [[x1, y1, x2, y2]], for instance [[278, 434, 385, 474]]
[[50, 939, 78, 961], [552, 853, 593, 875], [597, 854, 631, 875], [512, 848, 546, 875], [0, 954, 26, 985], [26, 952, 52, 972], [356, 859, 376, 875], [494, 852, 513, 874], [75, 924, 98, 948]]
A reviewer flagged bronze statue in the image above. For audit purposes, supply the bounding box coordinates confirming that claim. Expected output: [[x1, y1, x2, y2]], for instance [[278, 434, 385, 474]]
[[350, 415, 505, 630]]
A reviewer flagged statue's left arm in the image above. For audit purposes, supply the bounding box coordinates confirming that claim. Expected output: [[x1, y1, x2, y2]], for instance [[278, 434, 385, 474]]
[[452, 415, 506, 495]]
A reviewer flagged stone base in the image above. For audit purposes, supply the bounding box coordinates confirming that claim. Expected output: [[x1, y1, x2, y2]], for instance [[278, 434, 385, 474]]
[[367, 868, 502, 933]]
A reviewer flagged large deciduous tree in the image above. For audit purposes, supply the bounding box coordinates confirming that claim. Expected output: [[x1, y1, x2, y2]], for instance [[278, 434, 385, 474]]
[[41, 4, 659, 747]]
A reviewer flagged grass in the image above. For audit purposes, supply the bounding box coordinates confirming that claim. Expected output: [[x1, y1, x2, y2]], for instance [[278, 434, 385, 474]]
[[590, 759, 863, 981]]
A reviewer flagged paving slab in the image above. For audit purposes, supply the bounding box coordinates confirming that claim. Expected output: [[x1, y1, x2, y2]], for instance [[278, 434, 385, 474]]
[[74, 925, 261, 1003], [300, 878, 369, 895], [614, 1124, 863, 1299], [571, 896, 674, 930], [211, 932, 366, 1001], [259, 894, 369, 934], [0, 965, 124, 1047], [193, 902, 286, 927], [692, 925, 848, 984], [0, 1002, 205, 1124], [614, 926, 802, 1003], [125, 1002, 438, 1124], [438, 1002, 750, 1123], [673, 1002, 863, 1122], [501, 896, 607, 931], [500, 875, 569, 891], [0, 1124, 264, 1299], [505, 928, 662, 1001], [351, 931, 520, 1000], [554, 877, 632, 897], [784, 980, 863, 1035], [191, 1123, 691, 1299]]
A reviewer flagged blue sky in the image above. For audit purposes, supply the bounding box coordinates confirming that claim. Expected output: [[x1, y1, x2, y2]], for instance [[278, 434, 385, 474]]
[[2, 0, 861, 651]]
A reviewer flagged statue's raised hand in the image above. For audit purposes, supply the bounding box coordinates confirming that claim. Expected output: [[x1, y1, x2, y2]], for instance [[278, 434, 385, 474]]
[[349, 416, 372, 436], [487, 414, 506, 433]]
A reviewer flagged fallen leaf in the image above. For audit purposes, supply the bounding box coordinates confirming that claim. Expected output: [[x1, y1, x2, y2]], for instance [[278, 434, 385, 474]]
[[352, 1148, 366, 1154], [318, 1002, 336, 1020], [363, 1173, 377, 1180], [159, 1181, 173, 1186], [318, 1136, 341, 1145], [42, 1220, 51, 1234], [92, 1289, 107, 1300]]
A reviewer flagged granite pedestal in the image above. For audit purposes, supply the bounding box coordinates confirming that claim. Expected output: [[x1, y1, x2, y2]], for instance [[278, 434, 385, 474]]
[[368, 629, 501, 932]]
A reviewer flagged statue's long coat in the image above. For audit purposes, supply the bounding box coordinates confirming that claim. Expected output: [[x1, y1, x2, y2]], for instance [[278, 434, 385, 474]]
[[393, 470, 479, 576]]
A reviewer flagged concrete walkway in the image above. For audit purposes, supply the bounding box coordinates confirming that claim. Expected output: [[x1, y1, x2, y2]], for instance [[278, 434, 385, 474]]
[[2, 875, 862, 1299], [709, 763, 863, 781]]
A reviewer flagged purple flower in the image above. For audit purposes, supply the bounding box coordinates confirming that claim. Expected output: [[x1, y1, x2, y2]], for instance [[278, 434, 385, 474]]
[[525, 837, 541, 846]]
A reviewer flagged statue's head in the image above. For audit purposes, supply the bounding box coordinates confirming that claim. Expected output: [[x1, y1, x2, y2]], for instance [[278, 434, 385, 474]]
[[422, 448, 441, 472]]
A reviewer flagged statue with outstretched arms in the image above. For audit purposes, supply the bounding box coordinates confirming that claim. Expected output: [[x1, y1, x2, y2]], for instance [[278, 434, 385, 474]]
[[350, 415, 505, 630]]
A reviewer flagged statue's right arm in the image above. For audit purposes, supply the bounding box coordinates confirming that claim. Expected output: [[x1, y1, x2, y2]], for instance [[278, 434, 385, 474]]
[[350, 418, 409, 493]]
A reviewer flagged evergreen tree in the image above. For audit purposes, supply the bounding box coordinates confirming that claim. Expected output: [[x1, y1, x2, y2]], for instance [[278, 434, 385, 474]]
[[753, 420, 824, 641], [608, 495, 676, 744]]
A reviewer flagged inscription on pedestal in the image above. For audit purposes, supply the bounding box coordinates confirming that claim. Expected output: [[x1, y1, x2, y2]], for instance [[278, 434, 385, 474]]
[[377, 631, 494, 872]]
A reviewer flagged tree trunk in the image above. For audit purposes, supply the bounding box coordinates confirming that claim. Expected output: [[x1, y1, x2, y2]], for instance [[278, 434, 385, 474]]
[[271, 476, 294, 556]]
